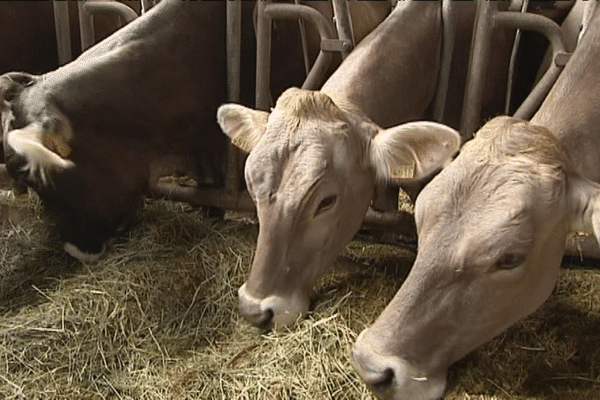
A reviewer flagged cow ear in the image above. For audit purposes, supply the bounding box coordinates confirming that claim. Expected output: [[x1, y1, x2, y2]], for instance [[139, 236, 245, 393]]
[[5, 123, 74, 188], [369, 121, 461, 182], [217, 104, 269, 153]]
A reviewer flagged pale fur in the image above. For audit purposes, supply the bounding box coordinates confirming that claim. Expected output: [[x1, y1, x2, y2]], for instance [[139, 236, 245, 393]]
[[6, 124, 74, 187], [370, 121, 461, 182], [217, 104, 268, 153]]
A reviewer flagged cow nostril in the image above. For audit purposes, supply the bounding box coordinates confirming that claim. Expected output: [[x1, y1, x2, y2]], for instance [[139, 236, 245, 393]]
[[259, 308, 274, 328], [370, 368, 394, 393]]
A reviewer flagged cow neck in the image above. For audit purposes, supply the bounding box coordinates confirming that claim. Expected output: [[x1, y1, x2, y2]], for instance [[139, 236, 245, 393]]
[[531, 10, 600, 183], [321, 1, 441, 129]]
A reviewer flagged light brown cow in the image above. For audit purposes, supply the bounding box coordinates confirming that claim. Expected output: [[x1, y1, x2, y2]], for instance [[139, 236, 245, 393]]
[[353, 6, 600, 400], [217, 0, 558, 329]]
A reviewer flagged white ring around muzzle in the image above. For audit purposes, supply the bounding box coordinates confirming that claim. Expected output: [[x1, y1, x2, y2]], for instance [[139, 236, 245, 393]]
[[63, 242, 105, 263], [238, 283, 309, 328]]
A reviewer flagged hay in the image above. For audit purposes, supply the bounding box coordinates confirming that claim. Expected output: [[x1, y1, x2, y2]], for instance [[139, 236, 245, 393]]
[[0, 194, 599, 399]]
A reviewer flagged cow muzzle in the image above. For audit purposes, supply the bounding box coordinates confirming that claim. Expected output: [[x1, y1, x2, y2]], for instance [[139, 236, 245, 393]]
[[353, 329, 446, 400], [237, 282, 309, 329], [64, 242, 106, 263]]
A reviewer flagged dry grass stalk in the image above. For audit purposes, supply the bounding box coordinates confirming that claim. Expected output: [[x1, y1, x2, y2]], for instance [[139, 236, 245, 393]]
[[0, 194, 599, 399]]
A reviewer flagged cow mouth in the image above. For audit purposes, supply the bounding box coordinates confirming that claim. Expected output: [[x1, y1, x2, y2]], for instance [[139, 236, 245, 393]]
[[63, 242, 106, 263]]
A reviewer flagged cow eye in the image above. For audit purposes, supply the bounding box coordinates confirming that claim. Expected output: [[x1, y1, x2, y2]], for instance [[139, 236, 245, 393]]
[[495, 253, 526, 270], [315, 195, 337, 216]]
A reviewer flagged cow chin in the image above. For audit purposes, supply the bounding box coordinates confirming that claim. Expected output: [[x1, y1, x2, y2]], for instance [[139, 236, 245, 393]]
[[237, 283, 309, 330], [63, 242, 105, 263]]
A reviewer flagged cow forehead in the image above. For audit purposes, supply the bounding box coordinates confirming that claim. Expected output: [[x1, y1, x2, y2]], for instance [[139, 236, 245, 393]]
[[416, 137, 569, 266], [246, 112, 371, 204], [246, 117, 351, 201], [418, 116, 569, 221]]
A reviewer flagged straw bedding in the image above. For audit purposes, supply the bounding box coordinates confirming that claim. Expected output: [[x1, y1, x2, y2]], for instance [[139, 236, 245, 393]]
[[0, 193, 599, 399]]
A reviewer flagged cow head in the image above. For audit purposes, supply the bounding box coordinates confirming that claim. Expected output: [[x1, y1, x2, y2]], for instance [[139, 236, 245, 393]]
[[353, 116, 600, 399], [1, 72, 145, 262], [218, 87, 460, 329]]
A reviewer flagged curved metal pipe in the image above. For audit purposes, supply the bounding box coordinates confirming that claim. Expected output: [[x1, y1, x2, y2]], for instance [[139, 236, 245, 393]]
[[52, 0, 72, 65], [494, 11, 568, 119], [264, 3, 336, 90], [461, 1, 569, 135], [331, 0, 355, 59], [504, 0, 529, 114], [84, 1, 138, 24], [460, 0, 495, 138], [255, 0, 273, 110]]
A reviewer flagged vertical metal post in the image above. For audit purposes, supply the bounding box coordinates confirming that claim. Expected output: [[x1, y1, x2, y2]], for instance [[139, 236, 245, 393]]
[[331, 0, 355, 59], [255, 0, 273, 110], [53, 0, 72, 65], [227, 0, 242, 103], [141, 0, 155, 14], [226, 0, 243, 194], [294, 0, 311, 76], [460, 0, 495, 139], [78, 0, 95, 52], [432, 0, 455, 122]]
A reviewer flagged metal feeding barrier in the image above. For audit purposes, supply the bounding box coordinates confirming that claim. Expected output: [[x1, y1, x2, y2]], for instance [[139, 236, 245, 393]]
[[152, 0, 419, 238], [460, 0, 572, 139], [43, 1, 600, 256], [154, 0, 593, 244]]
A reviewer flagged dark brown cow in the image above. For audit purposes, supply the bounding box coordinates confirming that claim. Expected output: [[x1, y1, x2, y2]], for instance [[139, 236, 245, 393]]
[[0, 0, 387, 262], [1, 0, 236, 261]]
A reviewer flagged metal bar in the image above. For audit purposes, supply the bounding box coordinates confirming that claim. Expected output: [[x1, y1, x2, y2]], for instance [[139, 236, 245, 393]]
[[294, 0, 311, 76], [264, 3, 336, 90], [152, 182, 600, 259], [52, 0, 72, 65], [150, 183, 417, 238], [140, 0, 155, 14], [227, 0, 242, 103], [226, 0, 243, 195], [255, 0, 273, 110], [432, 0, 455, 122], [460, 0, 495, 139], [461, 1, 569, 135], [78, 0, 96, 52], [494, 11, 568, 119], [362, 208, 416, 239], [84, 1, 138, 24], [151, 184, 256, 213], [504, 0, 528, 115], [331, 0, 355, 59]]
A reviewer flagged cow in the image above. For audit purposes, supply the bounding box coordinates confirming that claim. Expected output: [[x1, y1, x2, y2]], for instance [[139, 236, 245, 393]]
[[352, 5, 600, 400], [0, 0, 388, 262], [216, 0, 572, 329], [0, 1, 141, 169]]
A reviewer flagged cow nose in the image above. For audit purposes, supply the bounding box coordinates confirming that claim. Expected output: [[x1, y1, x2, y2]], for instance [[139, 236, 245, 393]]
[[238, 302, 274, 328], [237, 283, 274, 328], [363, 366, 394, 392], [353, 329, 447, 400], [237, 283, 309, 329]]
